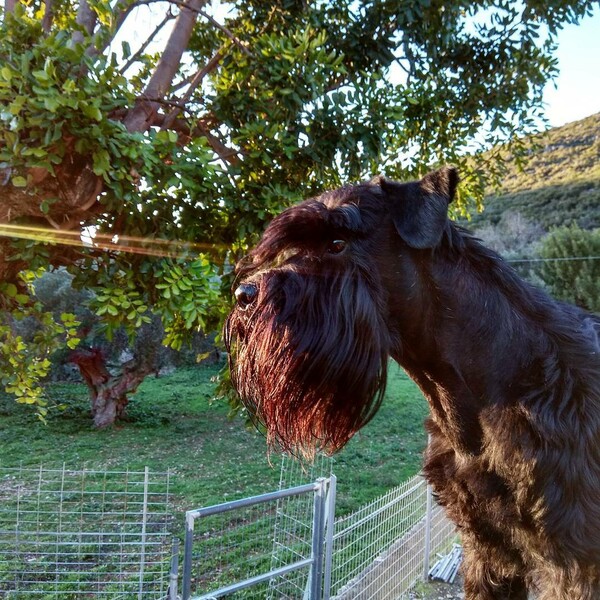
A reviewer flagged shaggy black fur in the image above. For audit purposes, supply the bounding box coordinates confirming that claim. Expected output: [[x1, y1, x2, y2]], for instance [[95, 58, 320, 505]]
[[224, 167, 600, 599]]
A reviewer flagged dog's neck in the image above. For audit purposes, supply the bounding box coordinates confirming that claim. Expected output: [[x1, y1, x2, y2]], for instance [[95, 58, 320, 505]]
[[385, 227, 599, 456]]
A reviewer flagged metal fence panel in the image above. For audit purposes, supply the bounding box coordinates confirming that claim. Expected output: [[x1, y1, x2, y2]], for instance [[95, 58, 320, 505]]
[[0, 465, 173, 599], [182, 479, 334, 600], [270, 458, 458, 599]]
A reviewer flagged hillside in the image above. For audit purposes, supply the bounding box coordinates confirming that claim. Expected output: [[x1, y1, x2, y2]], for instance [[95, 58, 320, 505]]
[[468, 112, 600, 231]]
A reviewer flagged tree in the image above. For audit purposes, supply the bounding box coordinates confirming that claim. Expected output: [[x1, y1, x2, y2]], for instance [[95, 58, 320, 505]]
[[537, 225, 600, 312], [0, 0, 596, 423], [31, 268, 178, 425]]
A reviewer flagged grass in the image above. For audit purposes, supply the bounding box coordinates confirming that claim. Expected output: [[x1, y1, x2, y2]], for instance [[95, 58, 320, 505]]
[[0, 361, 429, 515], [0, 360, 430, 599]]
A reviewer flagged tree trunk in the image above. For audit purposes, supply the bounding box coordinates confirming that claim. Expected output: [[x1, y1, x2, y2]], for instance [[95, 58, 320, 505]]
[[123, 0, 207, 132], [4, 0, 17, 15], [69, 348, 152, 428]]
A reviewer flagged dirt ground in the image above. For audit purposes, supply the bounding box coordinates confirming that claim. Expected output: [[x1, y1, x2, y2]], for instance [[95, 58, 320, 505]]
[[410, 577, 465, 599]]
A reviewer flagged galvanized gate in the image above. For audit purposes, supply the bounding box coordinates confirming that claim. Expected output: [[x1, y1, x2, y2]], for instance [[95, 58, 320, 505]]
[[181, 477, 336, 600]]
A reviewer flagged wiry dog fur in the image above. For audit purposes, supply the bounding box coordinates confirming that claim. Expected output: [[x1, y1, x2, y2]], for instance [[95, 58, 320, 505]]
[[224, 167, 600, 599]]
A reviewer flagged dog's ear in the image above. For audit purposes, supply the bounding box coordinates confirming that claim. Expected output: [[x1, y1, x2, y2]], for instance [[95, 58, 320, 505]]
[[379, 167, 458, 249]]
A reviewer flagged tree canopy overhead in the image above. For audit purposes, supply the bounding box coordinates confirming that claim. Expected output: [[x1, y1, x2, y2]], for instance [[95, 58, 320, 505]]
[[0, 0, 596, 420]]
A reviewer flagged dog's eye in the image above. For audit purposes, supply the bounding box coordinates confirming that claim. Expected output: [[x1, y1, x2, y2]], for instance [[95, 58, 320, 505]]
[[327, 239, 347, 255]]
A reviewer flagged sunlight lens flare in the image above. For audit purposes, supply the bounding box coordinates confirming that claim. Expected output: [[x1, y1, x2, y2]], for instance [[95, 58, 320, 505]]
[[0, 223, 221, 259]]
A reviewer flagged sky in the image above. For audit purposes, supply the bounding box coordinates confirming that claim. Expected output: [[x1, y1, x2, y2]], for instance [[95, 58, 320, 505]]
[[543, 8, 600, 127]]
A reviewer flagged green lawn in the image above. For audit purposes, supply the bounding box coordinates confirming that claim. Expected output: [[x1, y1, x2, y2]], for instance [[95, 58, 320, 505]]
[[0, 361, 429, 514]]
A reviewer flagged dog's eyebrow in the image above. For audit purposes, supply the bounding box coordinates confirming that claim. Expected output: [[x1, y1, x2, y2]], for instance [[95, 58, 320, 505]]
[[319, 184, 386, 234], [326, 203, 362, 232], [251, 187, 382, 267]]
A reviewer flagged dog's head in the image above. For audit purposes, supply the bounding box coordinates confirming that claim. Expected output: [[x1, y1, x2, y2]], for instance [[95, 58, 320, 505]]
[[224, 167, 458, 457]]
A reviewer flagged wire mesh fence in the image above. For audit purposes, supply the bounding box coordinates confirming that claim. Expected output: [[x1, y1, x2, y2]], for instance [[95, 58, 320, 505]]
[[184, 502, 280, 599], [184, 457, 456, 600], [0, 465, 174, 599], [0, 459, 457, 599], [330, 475, 424, 599]]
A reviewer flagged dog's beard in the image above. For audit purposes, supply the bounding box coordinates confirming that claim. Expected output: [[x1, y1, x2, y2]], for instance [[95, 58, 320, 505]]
[[225, 266, 389, 459]]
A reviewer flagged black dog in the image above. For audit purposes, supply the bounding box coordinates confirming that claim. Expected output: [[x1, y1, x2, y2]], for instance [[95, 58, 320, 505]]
[[224, 167, 600, 599]]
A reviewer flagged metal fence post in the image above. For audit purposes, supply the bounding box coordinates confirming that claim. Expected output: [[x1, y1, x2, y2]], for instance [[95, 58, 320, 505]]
[[322, 474, 336, 600], [423, 480, 433, 582], [182, 511, 195, 600], [169, 538, 180, 600], [138, 466, 150, 599], [308, 478, 327, 599]]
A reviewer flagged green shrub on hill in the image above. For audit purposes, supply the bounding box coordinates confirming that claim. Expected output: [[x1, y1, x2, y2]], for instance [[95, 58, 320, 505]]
[[536, 225, 600, 312], [473, 181, 600, 230]]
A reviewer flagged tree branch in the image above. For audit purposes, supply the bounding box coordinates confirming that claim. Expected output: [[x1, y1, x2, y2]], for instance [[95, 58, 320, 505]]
[[111, 0, 137, 34], [4, 0, 17, 15], [119, 9, 175, 75], [41, 0, 53, 32], [171, 71, 196, 92], [89, 0, 136, 58], [151, 112, 241, 166], [170, 43, 225, 93], [162, 49, 223, 129], [194, 119, 240, 165], [197, 7, 253, 57], [72, 0, 97, 46], [401, 37, 418, 84], [151, 0, 253, 57], [124, 0, 208, 133]]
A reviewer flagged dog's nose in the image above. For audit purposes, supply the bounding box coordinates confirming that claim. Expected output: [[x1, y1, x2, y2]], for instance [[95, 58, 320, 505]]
[[235, 283, 258, 309]]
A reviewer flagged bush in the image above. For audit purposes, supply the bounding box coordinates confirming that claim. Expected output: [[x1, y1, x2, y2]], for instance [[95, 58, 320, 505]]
[[474, 211, 544, 258], [536, 225, 600, 312]]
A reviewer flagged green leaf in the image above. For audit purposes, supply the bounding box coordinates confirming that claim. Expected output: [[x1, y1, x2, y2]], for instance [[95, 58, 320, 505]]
[[62, 79, 77, 93], [92, 149, 111, 176], [66, 338, 80, 349], [32, 69, 50, 82], [44, 96, 60, 112], [4, 283, 17, 298], [82, 104, 103, 122], [11, 176, 27, 187], [156, 129, 178, 144]]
